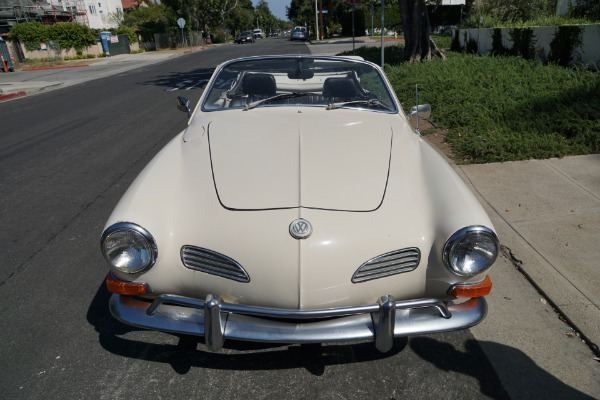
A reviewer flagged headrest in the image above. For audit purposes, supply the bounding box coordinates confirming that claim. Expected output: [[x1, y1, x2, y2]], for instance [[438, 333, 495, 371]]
[[242, 73, 277, 96], [322, 77, 363, 99]]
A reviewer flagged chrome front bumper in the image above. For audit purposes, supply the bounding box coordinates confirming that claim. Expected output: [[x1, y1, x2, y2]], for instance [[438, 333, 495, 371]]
[[109, 293, 487, 352]]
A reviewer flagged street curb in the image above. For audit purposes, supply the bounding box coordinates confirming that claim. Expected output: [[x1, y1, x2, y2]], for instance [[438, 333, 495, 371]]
[[23, 64, 90, 71], [0, 91, 26, 101]]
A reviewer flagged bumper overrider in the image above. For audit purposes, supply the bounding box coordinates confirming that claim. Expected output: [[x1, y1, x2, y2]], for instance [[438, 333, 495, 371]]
[[108, 282, 488, 352]]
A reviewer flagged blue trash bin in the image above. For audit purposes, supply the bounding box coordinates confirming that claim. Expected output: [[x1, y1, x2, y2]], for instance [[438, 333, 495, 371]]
[[100, 32, 112, 54]]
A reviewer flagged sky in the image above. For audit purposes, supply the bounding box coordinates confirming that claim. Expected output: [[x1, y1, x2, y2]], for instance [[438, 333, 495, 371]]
[[253, 0, 291, 21]]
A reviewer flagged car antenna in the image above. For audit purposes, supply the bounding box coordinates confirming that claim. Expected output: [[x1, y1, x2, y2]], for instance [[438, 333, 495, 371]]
[[415, 84, 421, 137]]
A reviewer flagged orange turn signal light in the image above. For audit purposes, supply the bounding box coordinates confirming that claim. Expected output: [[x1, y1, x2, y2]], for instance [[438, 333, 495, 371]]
[[449, 275, 492, 298], [106, 273, 149, 296]]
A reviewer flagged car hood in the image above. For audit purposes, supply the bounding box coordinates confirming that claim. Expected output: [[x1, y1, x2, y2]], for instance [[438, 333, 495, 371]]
[[107, 107, 495, 309], [208, 109, 392, 211]]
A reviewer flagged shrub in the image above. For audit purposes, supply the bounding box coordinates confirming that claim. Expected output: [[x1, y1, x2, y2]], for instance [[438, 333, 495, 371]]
[[490, 28, 507, 56], [466, 36, 479, 54], [48, 22, 95, 51], [115, 26, 137, 44], [210, 29, 228, 44], [549, 25, 584, 67], [8, 22, 48, 50], [385, 54, 600, 163], [508, 28, 536, 59], [9, 22, 95, 52], [450, 29, 462, 52], [338, 44, 404, 65]]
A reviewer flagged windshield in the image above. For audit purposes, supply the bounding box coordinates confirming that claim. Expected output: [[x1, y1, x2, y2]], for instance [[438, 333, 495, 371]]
[[201, 56, 398, 112]]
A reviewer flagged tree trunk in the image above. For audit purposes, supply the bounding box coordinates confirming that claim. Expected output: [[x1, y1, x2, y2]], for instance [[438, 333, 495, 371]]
[[398, 0, 446, 62]]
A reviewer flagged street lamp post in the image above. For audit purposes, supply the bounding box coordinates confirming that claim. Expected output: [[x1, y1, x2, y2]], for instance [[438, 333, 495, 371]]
[[315, 0, 319, 41], [381, 0, 384, 67]]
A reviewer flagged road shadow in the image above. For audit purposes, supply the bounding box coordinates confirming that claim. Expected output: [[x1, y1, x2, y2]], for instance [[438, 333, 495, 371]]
[[410, 337, 596, 400], [139, 67, 215, 92], [87, 281, 595, 399]]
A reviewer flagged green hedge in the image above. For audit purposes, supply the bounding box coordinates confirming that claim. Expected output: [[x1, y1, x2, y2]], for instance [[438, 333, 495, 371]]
[[386, 54, 600, 163], [9, 22, 96, 51]]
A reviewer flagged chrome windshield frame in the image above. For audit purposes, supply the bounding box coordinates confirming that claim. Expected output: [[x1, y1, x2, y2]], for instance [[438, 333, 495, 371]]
[[199, 55, 400, 114]]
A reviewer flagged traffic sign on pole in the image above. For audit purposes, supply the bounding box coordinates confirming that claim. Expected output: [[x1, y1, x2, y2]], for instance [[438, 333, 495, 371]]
[[177, 18, 186, 47]]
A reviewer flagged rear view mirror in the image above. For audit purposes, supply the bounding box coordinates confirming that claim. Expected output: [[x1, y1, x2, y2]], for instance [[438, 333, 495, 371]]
[[288, 70, 314, 80], [177, 97, 192, 118]]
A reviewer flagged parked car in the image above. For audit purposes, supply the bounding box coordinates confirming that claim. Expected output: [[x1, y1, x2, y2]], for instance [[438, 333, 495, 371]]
[[235, 31, 255, 44], [290, 26, 307, 41], [253, 29, 264, 39], [102, 55, 499, 353]]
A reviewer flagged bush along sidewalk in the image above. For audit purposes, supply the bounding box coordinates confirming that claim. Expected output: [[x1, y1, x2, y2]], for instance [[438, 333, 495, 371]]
[[9, 22, 95, 53], [342, 44, 599, 164], [384, 54, 600, 164]]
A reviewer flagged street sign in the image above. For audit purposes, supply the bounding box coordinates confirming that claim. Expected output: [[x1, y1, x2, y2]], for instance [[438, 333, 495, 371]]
[[177, 18, 186, 28]]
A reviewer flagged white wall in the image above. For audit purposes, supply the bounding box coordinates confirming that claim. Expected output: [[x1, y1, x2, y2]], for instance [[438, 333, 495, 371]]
[[456, 24, 600, 66]]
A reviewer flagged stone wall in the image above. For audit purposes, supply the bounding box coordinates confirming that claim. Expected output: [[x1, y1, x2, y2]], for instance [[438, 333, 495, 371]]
[[6, 39, 139, 62]]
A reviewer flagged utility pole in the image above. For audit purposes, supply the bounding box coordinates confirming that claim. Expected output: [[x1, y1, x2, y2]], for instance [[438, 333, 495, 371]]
[[381, 0, 384, 67], [315, 0, 319, 40]]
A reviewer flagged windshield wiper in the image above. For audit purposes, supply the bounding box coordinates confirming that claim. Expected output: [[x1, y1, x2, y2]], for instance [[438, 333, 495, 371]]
[[326, 99, 392, 111], [244, 92, 320, 110]]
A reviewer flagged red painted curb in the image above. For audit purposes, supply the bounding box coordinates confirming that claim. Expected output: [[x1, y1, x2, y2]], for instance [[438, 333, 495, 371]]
[[0, 91, 27, 101], [23, 64, 90, 71]]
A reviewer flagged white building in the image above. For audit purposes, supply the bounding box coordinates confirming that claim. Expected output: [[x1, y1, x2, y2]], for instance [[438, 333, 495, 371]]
[[83, 0, 122, 29]]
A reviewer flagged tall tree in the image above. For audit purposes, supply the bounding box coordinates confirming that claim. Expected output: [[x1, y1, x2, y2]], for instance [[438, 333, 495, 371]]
[[226, 0, 255, 34], [398, 0, 445, 62], [287, 0, 314, 26], [218, 0, 239, 39]]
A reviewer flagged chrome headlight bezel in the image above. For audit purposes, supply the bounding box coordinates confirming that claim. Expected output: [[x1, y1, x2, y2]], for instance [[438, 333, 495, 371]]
[[443, 226, 499, 277], [101, 222, 157, 274]]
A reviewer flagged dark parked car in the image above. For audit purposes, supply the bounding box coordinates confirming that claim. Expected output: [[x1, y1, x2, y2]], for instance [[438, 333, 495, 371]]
[[235, 31, 255, 44]]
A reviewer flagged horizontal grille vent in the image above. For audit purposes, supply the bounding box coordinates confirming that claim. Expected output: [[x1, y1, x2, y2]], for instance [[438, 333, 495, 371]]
[[181, 246, 250, 283], [352, 248, 420, 283]]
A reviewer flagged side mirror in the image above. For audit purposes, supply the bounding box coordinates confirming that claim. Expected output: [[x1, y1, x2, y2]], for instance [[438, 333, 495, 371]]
[[177, 96, 192, 118], [407, 104, 431, 120]]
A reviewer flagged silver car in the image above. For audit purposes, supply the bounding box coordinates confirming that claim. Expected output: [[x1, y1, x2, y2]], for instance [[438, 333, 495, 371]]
[[291, 26, 307, 41]]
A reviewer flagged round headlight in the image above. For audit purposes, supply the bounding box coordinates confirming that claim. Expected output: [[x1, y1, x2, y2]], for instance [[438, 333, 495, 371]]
[[101, 223, 157, 274], [443, 226, 498, 277]]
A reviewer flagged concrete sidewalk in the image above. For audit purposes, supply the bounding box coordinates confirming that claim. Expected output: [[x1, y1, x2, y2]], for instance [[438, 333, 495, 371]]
[[446, 154, 600, 399], [459, 155, 600, 352]]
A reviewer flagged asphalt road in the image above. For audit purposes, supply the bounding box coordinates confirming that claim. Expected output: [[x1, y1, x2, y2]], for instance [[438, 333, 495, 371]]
[[0, 38, 508, 399]]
